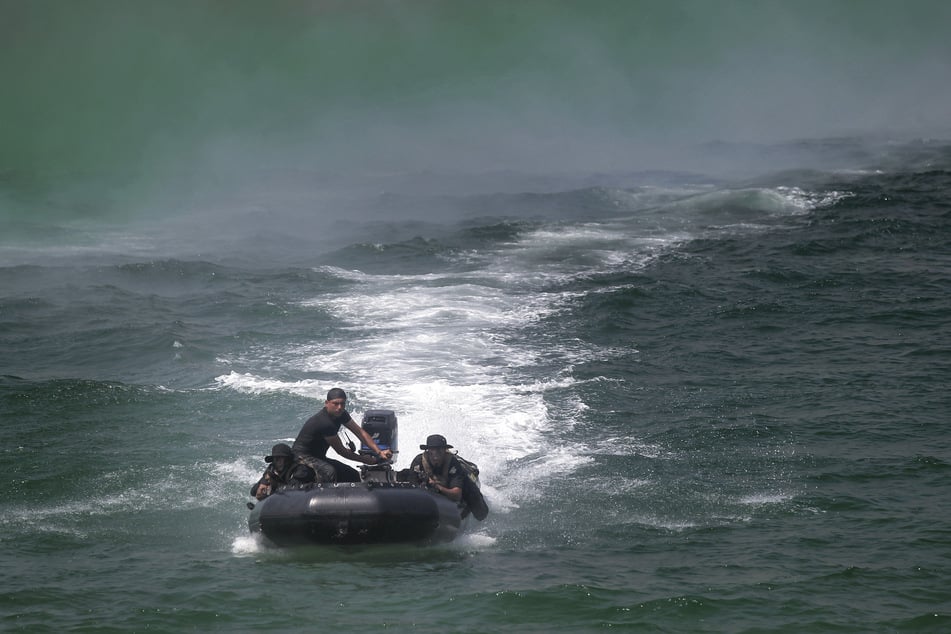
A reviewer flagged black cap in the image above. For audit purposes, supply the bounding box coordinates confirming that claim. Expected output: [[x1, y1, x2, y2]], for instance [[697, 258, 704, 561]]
[[420, 434, 453, 450], [265, 443, 294, 463]]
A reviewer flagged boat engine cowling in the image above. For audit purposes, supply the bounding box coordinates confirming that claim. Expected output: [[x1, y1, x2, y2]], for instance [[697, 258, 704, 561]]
[[360, 409, 398, 457]]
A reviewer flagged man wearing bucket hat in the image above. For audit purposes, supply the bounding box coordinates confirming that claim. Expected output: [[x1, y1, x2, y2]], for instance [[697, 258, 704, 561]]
[[409, 434, 466, 503], [250, 443, 316, 500]]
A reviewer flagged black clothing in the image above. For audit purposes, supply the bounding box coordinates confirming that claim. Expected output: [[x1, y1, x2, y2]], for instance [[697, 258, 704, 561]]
[[410, 451, 489, 521], [264, 443, 294, 462], [410, 453, 466, 492], [292, 407, 360, 483], [420, 434, 452, 450], [292, 408, 353, 459], [308, 457, 360, 483], [251, 460, 316, 498]]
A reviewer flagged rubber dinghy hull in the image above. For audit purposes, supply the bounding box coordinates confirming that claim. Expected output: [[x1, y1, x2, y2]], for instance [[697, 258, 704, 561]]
[[248, 481, 463, 546]]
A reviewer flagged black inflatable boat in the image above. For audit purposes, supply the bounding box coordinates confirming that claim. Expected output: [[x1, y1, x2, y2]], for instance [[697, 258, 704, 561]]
[[247, 409, 484, 546]]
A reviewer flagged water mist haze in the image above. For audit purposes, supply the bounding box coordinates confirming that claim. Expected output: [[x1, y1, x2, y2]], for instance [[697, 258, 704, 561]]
[[2, 0, 950, 232]]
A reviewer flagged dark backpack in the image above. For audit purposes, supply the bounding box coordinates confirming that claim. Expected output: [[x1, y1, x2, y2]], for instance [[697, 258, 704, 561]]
[[454, 455, 489, 521]]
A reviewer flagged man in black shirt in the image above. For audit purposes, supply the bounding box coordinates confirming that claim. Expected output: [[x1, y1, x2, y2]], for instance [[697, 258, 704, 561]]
[[292, 388, 393, 483]]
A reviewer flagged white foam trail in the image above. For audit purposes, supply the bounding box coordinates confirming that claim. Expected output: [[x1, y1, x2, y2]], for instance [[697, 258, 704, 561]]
[[216, 183, 842, 506], [738, 492, 792, 505], [231, 532, 265, 555], [775, 186, 853, 210], [214, 372, 324, 398], [452, 531, 497, 550]]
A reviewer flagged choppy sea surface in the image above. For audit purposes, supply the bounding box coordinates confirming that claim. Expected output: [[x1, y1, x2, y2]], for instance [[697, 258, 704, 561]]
[[3, 135, 950, 632]]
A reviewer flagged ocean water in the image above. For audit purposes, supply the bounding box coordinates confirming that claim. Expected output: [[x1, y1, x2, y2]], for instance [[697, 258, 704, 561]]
[[3, 3, 951, 633]]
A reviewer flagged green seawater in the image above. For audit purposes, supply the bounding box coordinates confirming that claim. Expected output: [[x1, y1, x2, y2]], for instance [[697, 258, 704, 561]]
[[3, 3, 951, 632]]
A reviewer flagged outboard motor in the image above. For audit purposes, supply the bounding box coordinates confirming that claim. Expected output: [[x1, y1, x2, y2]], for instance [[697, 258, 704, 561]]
[[360, 409, 399, 482], [361, 409, 398, 455]]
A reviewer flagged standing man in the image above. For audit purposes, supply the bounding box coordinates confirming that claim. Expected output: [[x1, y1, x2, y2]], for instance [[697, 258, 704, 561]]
[[292, 388, 393, 483]]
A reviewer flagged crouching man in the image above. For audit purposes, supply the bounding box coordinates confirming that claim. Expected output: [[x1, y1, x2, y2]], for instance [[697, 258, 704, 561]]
[[410, 435, 465, 503], [251, 443, 316, 501]]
